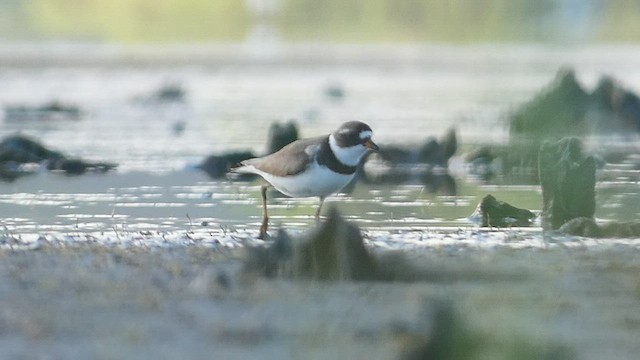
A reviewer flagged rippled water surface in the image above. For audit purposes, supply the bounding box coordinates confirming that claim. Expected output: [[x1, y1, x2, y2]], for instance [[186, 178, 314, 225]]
[[2, 44, 640, 243]]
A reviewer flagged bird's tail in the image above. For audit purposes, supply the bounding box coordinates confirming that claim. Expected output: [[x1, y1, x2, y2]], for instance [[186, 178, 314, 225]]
[[230, 161, 251, 173]]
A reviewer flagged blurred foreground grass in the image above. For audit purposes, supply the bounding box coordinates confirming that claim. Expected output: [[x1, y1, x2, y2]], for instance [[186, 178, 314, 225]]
[[0, 243, 638, 359]]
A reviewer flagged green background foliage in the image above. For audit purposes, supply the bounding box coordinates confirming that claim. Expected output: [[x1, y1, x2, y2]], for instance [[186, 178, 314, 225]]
[[2, 0, 640, 43]]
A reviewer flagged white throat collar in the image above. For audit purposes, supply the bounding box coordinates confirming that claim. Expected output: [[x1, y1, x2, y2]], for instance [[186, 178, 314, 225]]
[[328, 134, 367, 167]]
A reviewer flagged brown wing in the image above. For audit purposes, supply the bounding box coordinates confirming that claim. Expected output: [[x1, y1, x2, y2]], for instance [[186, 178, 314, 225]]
[[242, 136, 325, 177]]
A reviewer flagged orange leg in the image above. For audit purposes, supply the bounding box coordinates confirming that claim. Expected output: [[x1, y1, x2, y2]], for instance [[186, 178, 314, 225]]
[[258, 185, 269, 239]]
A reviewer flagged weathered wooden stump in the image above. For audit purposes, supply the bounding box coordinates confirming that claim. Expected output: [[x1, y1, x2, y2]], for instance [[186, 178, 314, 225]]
[[538, 138, 596, 230]]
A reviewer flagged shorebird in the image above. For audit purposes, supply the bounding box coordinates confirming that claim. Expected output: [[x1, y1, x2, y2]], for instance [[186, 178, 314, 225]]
[[233, 121, 379, 238]]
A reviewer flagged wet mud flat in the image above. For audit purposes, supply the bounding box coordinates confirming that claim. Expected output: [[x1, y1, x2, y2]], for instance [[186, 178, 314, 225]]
[[0, 232, 639, 360]]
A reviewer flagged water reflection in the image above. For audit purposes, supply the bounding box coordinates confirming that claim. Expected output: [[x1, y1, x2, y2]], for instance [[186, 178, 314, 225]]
[[0, 172, 477, 237], [0, 163, 638, 241], [0, 37, 639, 240]]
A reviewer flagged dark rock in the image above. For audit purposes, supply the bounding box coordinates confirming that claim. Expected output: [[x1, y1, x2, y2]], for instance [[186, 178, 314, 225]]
[[590, 76, 640, 132], [266, 120, 299, 155], [591, 76, 617, 111], [4, 101, 82, 121], [510, 67, 589, 140], [559, 217, 640, 238], [0, 135, 116, 180], [539, 138, 596, 230], [499, 69, 640, 181], [198, 151, 256, 179], [472, 194, 535, 227], [131, 83, 187, 105], [201, 121, 298, 179], [362, 128, 457, 193], [506, 68, 590, 176], [417, 127, 457, 166], [361, 159, 457, 195], [0, 162, 35, 182], [378, 128, 457, 167], [147, 83, 186, 103], [0, 135, 65, 163], [46, 158, 117, 175], [615, 92, 640, 131], [324, 83, 345, 100], [153, 83, 186, 102], [171, 120, 187, 136]]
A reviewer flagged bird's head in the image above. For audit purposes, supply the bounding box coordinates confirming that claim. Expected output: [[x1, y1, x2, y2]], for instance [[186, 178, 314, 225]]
[[329, 121, 379, 166]]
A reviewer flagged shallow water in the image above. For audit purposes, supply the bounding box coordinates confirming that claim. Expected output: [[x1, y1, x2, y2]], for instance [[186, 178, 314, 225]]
[[1, 43, 640, 244], [1, 44, 640, 360]]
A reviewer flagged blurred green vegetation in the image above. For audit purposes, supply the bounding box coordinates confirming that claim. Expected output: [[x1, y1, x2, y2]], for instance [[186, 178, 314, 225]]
[[24, 0, 251, 41], [598, 0, 640, 41], [276, 0, 554, 42], [2, 0, 640, 43]]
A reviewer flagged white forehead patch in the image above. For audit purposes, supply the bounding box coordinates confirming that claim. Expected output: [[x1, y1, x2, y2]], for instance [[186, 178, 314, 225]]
[[359, 130, 372, 140], [329, 134, 369, 166]]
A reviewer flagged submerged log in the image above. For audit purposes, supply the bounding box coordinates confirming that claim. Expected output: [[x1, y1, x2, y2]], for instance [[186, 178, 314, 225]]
[[539, 138, 596, 230]]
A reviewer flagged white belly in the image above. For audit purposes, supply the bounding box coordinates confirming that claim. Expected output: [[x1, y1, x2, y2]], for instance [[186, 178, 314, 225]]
[[255, 163, 354, 198]]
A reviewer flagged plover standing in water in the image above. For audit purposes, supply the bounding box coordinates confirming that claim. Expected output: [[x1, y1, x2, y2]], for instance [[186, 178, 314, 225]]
[[233, 121, 379, 238]]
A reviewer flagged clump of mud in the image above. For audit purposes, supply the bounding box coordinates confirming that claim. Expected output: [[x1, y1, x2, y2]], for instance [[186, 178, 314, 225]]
[[244, 208, 533, 283]]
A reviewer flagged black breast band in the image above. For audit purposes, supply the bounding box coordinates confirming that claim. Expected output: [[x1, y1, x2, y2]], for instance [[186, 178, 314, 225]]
[[317, 137, 357, 175]]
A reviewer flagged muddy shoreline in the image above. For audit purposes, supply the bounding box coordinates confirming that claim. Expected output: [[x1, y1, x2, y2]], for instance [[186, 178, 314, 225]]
[[0, 240, 638, 359]]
